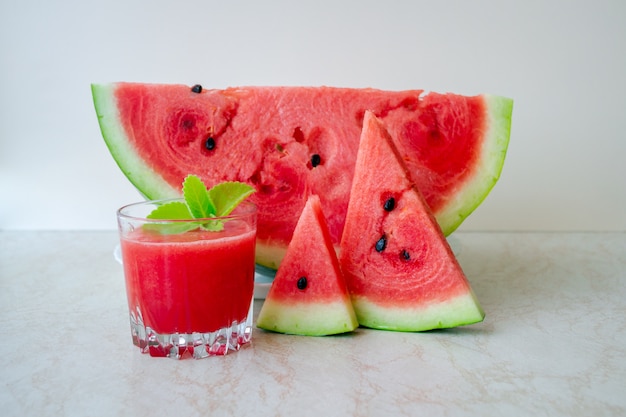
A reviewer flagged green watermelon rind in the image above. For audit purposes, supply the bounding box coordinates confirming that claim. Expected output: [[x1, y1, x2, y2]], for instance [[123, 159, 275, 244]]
[[255, 242, 287, 270], [437, 95, 513, 235], [91, 84, 179, 200], [257, 300, 358, 336], [352, 290, 485, 332]]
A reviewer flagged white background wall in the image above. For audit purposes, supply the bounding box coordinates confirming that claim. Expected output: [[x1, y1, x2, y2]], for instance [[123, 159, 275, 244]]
[[1, 0, 624, 231]]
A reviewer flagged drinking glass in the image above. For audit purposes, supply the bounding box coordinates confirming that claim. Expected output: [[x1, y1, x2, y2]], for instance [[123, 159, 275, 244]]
[[117, 199, 257, 359]]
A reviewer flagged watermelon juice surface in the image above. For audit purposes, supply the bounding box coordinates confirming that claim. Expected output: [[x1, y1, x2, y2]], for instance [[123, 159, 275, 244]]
[[117, 199, 257, 358]]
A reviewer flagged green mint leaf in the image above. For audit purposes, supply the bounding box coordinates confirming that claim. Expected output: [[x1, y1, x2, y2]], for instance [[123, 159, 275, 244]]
[[183, 175, 216, 218], [144, 201, 198, 234], [142, 176, 255, 235], [146, 201, 194, 220], [208, 181, 256, 217]]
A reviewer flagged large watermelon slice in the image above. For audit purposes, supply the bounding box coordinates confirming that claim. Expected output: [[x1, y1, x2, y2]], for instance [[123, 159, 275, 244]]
[[339, 111, 484, 331], [92, 83, 512, 268], [257, 194, 358, 336]]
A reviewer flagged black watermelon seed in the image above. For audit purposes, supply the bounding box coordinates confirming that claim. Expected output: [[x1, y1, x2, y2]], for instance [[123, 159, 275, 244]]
[[191, 84, 202, 93], [297, 276, 308, 290], [383, 197, 396, 212], [205, 137, 216, 151], [400, 249, 411, 261], [311, 154, 321, 167], [375, 235, 387, 252]]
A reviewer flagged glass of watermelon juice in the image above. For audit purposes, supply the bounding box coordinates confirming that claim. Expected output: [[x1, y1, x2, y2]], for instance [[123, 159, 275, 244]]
[[116, 199, 257, 359]]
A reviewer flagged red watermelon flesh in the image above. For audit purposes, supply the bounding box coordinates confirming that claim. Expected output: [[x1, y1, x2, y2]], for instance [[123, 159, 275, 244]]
[[92, 83, 513, 269], [256, 195, 358, 336], [339, 111, 484, 331]]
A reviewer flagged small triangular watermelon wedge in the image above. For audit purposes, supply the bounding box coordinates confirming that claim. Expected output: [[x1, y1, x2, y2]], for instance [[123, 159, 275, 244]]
[[257, 195, 358, 336], [339, 111, 485, 331]]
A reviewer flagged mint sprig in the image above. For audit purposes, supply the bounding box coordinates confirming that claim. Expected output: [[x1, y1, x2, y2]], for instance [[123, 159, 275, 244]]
[[144, 175, 255, 234]]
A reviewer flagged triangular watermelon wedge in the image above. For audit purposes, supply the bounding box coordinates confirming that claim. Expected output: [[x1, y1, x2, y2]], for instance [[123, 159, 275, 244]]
[[257, 195, 358, 336], [339, 111, 484, 331]]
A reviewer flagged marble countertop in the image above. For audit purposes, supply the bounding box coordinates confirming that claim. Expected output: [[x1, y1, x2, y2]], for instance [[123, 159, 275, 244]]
[[1, 231, 624, 416]]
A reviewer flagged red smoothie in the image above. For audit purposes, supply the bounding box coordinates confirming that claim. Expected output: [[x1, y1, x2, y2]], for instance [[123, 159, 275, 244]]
[[121, 223, 256, 335]]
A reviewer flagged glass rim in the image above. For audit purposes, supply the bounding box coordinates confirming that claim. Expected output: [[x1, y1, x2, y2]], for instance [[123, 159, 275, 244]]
[[117, 198, 257, 223]]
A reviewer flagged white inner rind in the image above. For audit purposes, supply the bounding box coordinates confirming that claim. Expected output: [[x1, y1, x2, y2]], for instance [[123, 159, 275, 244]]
[[257, 300, 358, 336], [91, 83, 179, 200], [254, 242, 287, 270], [436, 95, 513, 235], [352, 291, 485, 332]]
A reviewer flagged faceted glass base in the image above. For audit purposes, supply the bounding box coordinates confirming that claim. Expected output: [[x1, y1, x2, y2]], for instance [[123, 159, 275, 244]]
[[128, 300, 253, 359]]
